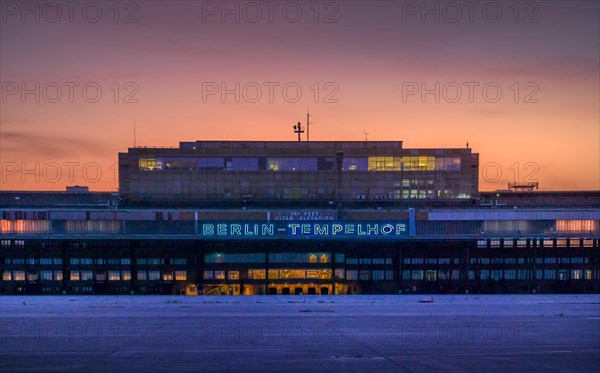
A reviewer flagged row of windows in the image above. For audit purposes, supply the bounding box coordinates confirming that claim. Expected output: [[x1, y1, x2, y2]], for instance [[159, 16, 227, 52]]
[[138, 156, 462, 172], [402, 257, 592, 265], [1, 270, 187, 282], [401, 269, 597, 281], [478, 238, 596, 248], [346, 258, 393, 265], [2, 258, 187, 266], [205, 253, 340, 264]]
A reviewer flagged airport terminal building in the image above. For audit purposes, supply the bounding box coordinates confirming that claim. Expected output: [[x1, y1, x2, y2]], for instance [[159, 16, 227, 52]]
[[1, 141, 599, 295]]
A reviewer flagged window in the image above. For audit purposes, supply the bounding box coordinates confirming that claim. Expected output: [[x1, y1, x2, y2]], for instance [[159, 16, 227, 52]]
[[401, 156, 435, 171], [412, 270, 424, 280], [425, 270, 437, 282], [108, 271, 121, 281], [172, 258, 187, 265], [148, 271, 160, 281], [544, 270, 556, 280], [163, 272, 173, 281], [248, 269, 265, 280], [54, 271, 63, 281], [583, 239, 594, 248], [70, 271, 80, 281], [70, 258, 80, 265], [53, 258, 63, 265], [504, 270, 516, 280], [137, 258, 147, 265], [372, 270, 384, 280], [81, 258, 93, 265], [175, 271, 187, 281], [572, 270, 582, 280], [227, 271, 239, 280], [334, 269, 345, 279], [517, 270, 529, 280], [95, 258, 104, 265], [137, 271, 147, 281], [215, 271, 225, 280], [369, 156, 401, 171], [40, 258, 53, 265], [585, 270, 593, 280], [335, 253, 345, 263], [96, 272, 106, 281], [346, 270, 358, 280], [385, 270, 394, 280], [80, 271, 93, 281], [121, 258, 131, 265], [2, 271, 12, 281]]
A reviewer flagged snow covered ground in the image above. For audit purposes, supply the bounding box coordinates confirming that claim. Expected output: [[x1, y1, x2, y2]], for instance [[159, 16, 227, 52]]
[[1, 295, 599, 372]]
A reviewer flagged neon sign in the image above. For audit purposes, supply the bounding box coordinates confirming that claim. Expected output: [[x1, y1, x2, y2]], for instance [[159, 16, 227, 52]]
[[199, 221, 408, 239]]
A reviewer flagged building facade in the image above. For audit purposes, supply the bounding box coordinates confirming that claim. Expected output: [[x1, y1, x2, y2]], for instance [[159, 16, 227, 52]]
[[119, 141, 479, 205], [0, 141, 598, 295]]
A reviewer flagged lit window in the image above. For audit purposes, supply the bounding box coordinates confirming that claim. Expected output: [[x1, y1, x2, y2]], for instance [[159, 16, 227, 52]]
[[2, 271, 12, 281], [108, 271, 120, 281], [309, 254, 317, 263], [122, 271, 131, 281], [248, 269, 265, 280], [13, 271, 25, 281], [54, 271, 63, 281], [162, 272, 173, 281], [175, 271, 187, 281], [368, 156, 401, 171], [227, 271, 239, 280], [320, 255, 328, 263], [70, 271, 80, 281], [215, 271, 225, 280], [583, 239, 594, 248]]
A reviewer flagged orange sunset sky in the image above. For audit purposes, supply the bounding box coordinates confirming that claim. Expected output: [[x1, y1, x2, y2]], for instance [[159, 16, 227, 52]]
[[1, 1, 598, 192]]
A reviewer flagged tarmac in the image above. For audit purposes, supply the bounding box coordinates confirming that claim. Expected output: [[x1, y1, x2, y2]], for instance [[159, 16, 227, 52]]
[[1, 294, 599, 372]]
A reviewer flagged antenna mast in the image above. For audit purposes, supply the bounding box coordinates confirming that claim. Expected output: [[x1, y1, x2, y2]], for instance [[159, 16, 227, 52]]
[[363, 130, 368, 141], [134, 120, 136, 148], [306, 109, 312, 142], [293, 122, 304, 142]]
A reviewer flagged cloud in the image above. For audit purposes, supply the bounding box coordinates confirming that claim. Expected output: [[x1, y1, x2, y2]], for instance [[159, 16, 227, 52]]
[[0, 131, 107, 159]]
